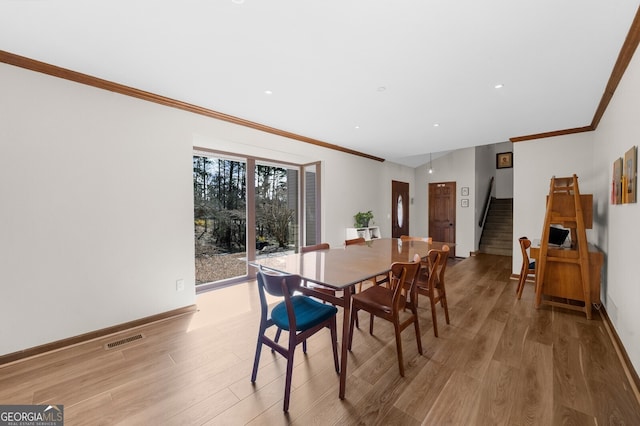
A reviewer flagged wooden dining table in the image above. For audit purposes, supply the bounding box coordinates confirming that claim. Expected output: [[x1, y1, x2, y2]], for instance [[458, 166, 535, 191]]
[[251, 237, 449, 399]]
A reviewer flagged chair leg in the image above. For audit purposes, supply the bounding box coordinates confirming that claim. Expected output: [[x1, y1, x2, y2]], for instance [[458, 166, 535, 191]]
[[516, 263, 526, 298], [430, 296, 439, 337], [439, 289, 450, 325], [251, 335, 264, 383], [272, 328, 282, 353], [302, 339, 307, 354], [283, 348, 295, 412], [352, 283, 361, 329], [412, 309, 423, 355], [329, 318, 340, 373], [516, 275, 526, 300], [348, 307, 358, 351], [517, 272, 532, 300], [393, 320, 405, 377], [369, 313, 375, 335]]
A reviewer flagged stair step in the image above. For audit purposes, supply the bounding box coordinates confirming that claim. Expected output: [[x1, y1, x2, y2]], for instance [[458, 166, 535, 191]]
[[483, 224, 512, 230], [480, 197, 514, 256], [483, 227, 512, 234]]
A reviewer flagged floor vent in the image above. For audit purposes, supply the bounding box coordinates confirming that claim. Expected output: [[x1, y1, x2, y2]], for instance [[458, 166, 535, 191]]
[[104, 333, 144, 350]]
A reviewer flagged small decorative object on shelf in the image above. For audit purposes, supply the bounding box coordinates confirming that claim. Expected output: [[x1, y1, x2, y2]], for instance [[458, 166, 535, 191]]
[[354, 210, 374, 228]]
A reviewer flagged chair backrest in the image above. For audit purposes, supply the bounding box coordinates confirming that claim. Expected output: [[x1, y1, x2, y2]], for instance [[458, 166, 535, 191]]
[[257, 269, 304, 328], [257, 269, 301, 298], [519, 237, 532, 264], [400, 235, 433, 243], [389, 253, 421, 311], [427, 245, 450, 289], [300, 243, 330, 253], [345, 237, 366, 246]]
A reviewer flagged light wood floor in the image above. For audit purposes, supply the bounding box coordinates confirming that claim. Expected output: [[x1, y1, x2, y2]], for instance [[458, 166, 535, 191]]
[[2, 254, 639, 425]]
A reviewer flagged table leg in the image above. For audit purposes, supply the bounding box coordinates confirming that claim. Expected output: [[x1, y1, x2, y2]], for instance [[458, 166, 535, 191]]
[[339, 286, 352, 399]]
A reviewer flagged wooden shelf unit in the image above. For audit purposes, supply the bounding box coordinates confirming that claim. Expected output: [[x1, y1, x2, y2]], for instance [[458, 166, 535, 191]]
[[346, 226, 381, 241], [534, 175, 598, 319]]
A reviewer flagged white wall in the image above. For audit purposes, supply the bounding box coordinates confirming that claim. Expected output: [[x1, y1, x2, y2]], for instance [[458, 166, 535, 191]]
[[592, 44, 640, 374], [412, 164, 430, 238], [412, 148, 476, 257], [512, 45, 640, 374], [0, 64, 197, 355], [0, 63, 414, 355], [494, 141, 514, 199], [512, 132, 596, 272]]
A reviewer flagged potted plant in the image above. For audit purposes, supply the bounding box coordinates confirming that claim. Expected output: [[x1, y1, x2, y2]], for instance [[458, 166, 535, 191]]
[[354, 210, 374, 228]]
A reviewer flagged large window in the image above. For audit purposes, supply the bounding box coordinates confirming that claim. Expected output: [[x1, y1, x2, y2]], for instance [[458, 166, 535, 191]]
[[255, 162, 299, 255], [193, 155, 247, 285], [193, 150, 320, 290]]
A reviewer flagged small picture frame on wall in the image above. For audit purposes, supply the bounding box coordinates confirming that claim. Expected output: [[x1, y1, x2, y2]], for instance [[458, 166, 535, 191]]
[[496, 152, 513, 169], [612, 157, 623, 204], [461, 199, 469, 208], [624, 146, 637, 203], [461, 187, 469, 196]]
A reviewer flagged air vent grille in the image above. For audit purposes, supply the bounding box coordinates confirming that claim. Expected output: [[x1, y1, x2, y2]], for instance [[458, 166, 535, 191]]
[[104, 333, 144, 350]]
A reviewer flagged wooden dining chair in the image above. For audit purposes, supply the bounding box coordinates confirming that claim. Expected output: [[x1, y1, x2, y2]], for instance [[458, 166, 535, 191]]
[[300, 243, 336, 299], [416, 245, 450, 337], [348, 254, 422, 377], [345, 237, 389, 291], [273, 242, 334, 344], [344, 237, 369, 292], [516, 237, 535, 299], [345, 237, 366, 246], [300, 242, 330, 253], [251, 268, 339, 412]]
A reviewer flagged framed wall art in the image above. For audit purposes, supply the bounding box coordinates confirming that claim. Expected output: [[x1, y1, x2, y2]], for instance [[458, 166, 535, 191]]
[[496, 152, 513, 169], [612, 157, 623, 204], [624, 146, 637, 203]]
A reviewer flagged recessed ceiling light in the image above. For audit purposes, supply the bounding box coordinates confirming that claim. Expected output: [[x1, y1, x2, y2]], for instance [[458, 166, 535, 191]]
[[494, 84, 504, 89], [232, 0, 244, 4], [433, 123, 440, 127], [355, 125, 360, 129], [264, 90, 273, 95], [377, 86, 386, 92]]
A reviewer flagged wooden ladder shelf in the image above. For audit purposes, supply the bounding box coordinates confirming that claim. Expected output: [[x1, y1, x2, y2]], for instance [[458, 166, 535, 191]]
[[535, 175, 593, 319]]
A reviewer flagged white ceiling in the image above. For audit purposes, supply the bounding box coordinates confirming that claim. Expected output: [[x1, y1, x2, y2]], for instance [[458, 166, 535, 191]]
[[1, 1, 639, 167]]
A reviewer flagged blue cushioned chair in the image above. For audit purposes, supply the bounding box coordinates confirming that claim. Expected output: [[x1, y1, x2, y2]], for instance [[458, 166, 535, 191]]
[[251, 268, 339, 412]]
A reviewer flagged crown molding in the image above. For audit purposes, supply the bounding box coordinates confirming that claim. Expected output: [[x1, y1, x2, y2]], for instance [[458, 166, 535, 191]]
[[0, 50, 385, 163]]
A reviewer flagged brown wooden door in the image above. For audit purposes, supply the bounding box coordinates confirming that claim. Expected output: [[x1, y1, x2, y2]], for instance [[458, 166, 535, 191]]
[[391, 180, 409, 238], [429, 181, 456, 256]]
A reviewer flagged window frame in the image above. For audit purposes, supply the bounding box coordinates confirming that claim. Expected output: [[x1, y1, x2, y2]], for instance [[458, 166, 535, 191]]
[[193, 147, 321, 292]]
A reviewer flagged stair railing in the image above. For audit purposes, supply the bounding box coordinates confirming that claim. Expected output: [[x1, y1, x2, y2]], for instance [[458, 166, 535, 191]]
[[479, 176, 495, 228]]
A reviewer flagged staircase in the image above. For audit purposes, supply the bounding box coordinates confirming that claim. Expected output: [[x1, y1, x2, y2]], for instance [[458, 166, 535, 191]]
[[479, 198, 513, 256]]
